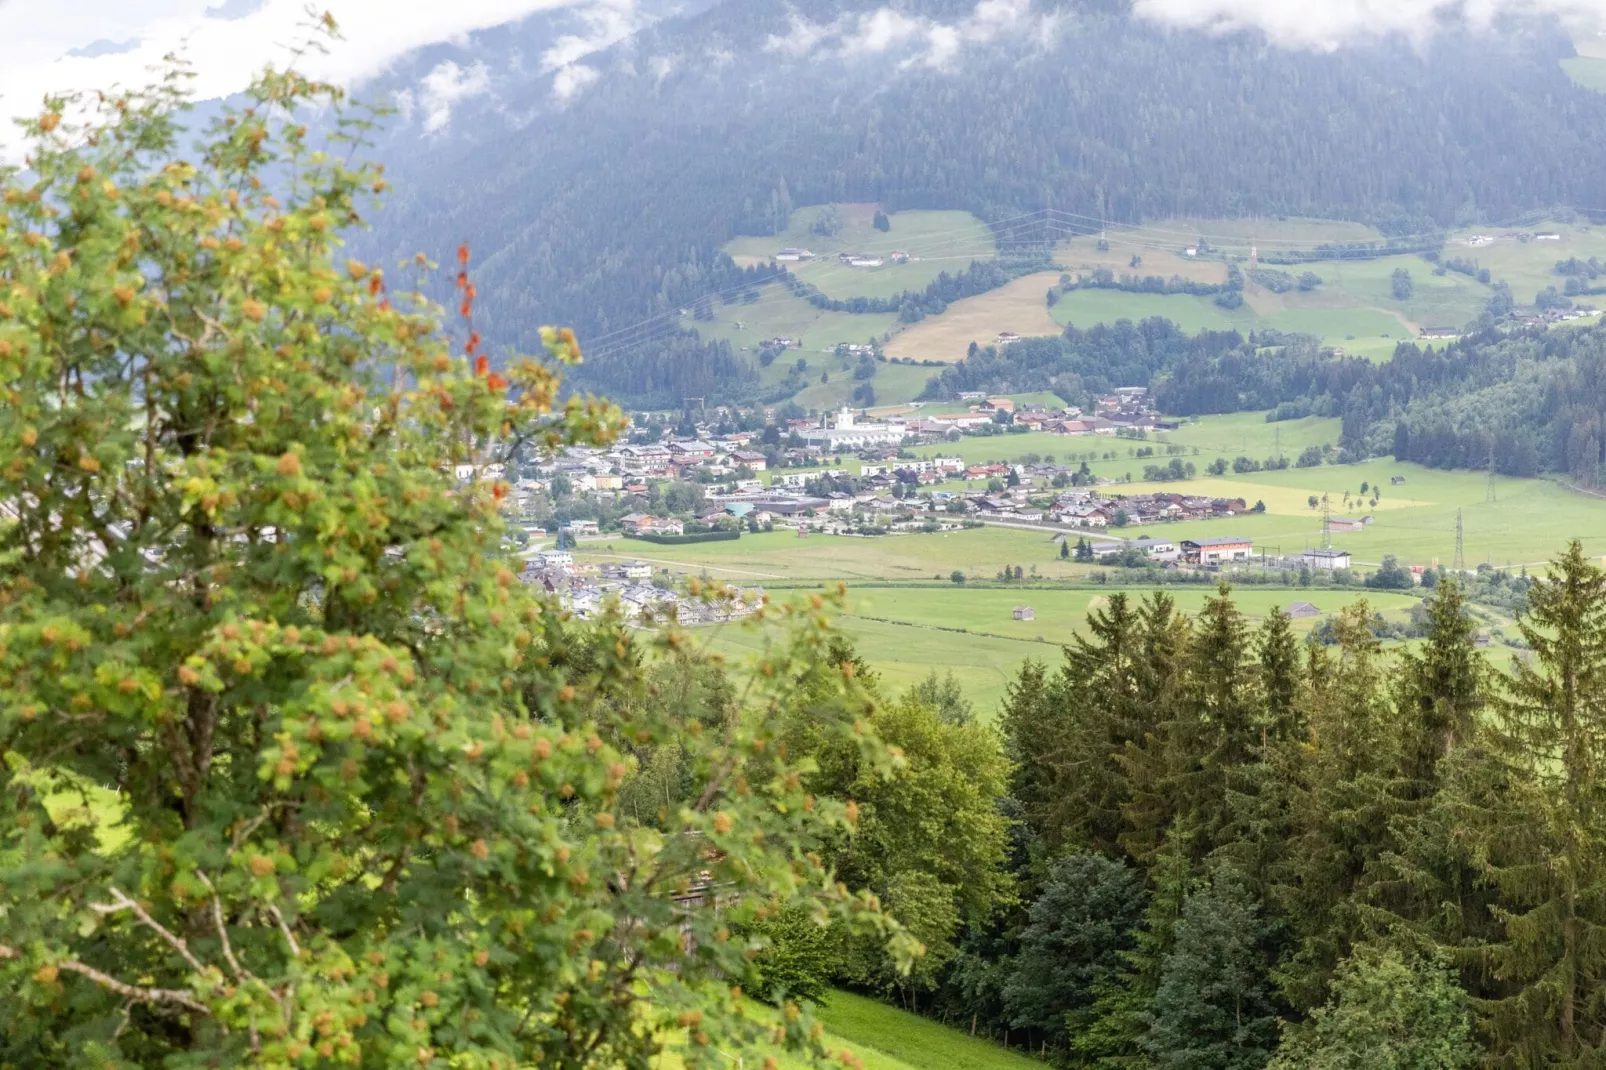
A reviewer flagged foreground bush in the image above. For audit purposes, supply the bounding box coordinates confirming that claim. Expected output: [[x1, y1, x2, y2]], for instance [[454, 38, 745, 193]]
[[0, 55, 906, 1068]]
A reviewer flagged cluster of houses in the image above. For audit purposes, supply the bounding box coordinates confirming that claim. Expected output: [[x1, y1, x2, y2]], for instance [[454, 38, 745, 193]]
[[521, 549, 763, 625]]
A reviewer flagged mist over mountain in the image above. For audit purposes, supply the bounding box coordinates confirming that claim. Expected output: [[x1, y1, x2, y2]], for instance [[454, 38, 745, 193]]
[[342, 0, 1606, 405]]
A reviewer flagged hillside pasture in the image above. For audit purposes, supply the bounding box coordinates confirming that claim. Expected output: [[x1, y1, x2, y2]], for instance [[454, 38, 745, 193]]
[[1446, 221, 1606, 306], [693, 282, 902, 355], [724, 206, 998, 301], [883, 270, 1065, 362], [1049, 288, 1250, 334]]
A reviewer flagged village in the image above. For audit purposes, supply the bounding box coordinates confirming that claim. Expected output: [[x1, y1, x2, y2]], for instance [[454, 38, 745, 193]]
[[486, 387, 1380, 621]]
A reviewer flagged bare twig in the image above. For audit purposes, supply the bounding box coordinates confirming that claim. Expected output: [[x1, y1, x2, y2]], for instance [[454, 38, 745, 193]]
[[196, 872, 254, 985], [266, 902, 300, 959], [55, 958, 209, 1015], [92, 887, 206, 977]]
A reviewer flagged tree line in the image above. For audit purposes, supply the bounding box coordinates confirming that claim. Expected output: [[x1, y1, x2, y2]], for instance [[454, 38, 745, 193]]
[[783, 554, 1606, 1068]]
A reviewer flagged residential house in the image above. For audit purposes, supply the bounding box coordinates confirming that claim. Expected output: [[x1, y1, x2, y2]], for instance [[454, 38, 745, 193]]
[[728, 450, 768, 472], [537, 548, 574, 570]]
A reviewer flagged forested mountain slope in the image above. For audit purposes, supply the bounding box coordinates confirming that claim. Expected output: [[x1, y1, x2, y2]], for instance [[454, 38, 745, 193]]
[[346, 0, 1606, 403]]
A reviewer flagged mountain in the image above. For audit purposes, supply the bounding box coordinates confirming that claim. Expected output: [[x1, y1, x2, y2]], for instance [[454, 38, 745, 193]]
[[339, 0, 1606, 406]]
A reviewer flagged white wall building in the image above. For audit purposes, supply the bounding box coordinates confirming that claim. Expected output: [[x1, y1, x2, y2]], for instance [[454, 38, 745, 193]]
[[801, 407, 906, 450]]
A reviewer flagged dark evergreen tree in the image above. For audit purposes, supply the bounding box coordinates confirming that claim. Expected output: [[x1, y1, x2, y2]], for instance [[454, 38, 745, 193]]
[[1463, 542, 1606, 1061], [1393, 579, 1487, 796], [1146, 870, 1279, 1070], [1276, 604, 1399, 1011], [1003, 852, 1146, 1055]]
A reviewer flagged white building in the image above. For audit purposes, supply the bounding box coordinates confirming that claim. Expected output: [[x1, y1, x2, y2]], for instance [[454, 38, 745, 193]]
[[1303, 548, 1352, 571], [801, 408, 906, 450], [537, 549, 574, 569]]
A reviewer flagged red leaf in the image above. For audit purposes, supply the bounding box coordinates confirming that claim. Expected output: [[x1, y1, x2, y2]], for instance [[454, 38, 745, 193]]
[[457, 244, 470, 265], [487, 372, 508, 392], [475, 355, 489, 376]]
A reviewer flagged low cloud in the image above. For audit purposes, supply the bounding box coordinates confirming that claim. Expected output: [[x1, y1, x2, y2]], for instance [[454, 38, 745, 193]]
[[540, 0, 646, 101], [0, 0, 627, 160], [1133, 0, 1606, 51], [764, 0, 1042, 69], [418, 60, 492, 133], [550, 62, 600, 102]]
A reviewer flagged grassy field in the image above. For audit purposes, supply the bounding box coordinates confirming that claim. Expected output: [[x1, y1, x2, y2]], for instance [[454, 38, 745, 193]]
[[815, 991, 1044, 1070], [1444, 221, 1606, 306], [702, 581, 1426, 715], [573, 526, 1089, 583], [724, 205, 997, 302], [1163, 412, 1341, 457], [1050, 288, 1250, 334], [884, 270, 1065, 362], [1046, 248, 1485, 355], [1138, 460, 1606, 568], [656, 989, 1042, 1069], [695, 284, 903, 356]]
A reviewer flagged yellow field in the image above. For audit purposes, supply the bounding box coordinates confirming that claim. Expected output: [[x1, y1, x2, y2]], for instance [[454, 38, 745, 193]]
[[883, 271, 1064, 362]]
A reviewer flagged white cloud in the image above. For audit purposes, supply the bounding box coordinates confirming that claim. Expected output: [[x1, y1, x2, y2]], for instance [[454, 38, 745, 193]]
[[539, 0, 643, 103], [1133, 0, 1606, 51], [842, 9, 924, 55], [764, 13, 842, 57], [539, 0, 643, 70], [0, 0, 621, 158], [418, 59, 492, 132], [764, 0, 1053, 69], [551, 62, 600, 101]]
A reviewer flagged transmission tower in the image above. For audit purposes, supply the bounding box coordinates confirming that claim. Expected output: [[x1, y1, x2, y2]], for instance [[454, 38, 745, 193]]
[[1486, 442, 1497, 503], [1452, 508, 1465, 571], [1274, 426, 1281, 461], [1321, 494, 1332, 550]]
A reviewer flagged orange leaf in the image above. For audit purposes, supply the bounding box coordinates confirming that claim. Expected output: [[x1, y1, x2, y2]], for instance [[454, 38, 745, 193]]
[[457, 243, 470, 265]]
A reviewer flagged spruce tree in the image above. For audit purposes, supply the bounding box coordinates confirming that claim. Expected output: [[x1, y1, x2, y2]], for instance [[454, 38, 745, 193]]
[[1146, 869, 1279, 1070], [1256, 608, 1304, 744], [1276, 603, 1399, 1010], [1003, 852, 1146, 1054], [1010, 594, 1147, 852], [1466, 542, 1606, 1060], [1394, 579, 1486, 795], [1361, 579, 1494, 971]]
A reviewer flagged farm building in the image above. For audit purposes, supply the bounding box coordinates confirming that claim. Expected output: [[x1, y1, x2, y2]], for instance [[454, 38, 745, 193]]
[[1328, 518, 1366, 533], [1012, 606, 1035, 621], [1285, 601, 1322, 619], [1181, 536, 1253, 565]]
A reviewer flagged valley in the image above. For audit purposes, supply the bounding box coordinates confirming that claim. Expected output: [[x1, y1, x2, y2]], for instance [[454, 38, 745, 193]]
[[689, 207, 1606, 402]]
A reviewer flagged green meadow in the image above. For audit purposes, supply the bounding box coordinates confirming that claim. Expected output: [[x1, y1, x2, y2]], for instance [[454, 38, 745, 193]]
[[723, 205, 997, 301], [703, 582, 1426, 716], [655, 990, 1041, 1070]]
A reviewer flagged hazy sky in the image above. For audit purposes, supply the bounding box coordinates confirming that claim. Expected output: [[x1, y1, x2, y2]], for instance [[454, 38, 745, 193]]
[[0, 0, 613, 154], [1, 0, 1600, 155], [1135, 0, 1605, 50]]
